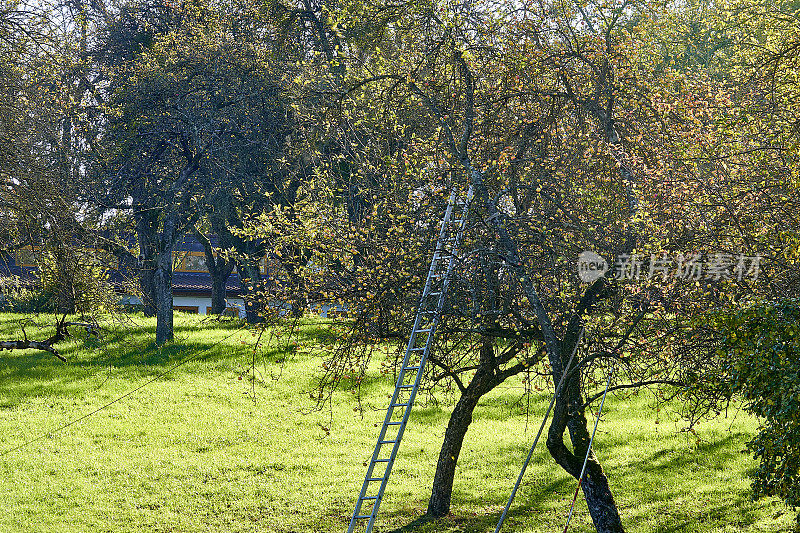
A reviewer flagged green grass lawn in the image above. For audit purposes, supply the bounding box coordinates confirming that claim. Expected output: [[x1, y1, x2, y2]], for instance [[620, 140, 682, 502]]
[[0, 312, 796, 532]]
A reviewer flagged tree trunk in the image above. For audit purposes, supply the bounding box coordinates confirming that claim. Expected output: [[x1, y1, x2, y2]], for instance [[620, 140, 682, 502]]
[[427, 388, 482, 518], [51, 248, 78, 314], [210, 209, 267, 323], [283, 243, 306, 317], [426, 329, 515, 519], [546, 404, 625, 533], [580, 457, 625, 532], [154, 246, 173, 345], [237, 261, 264, 324], [427, 340, 499, 519], [135, 225, 158, 317], [138, 267, 157, 317], [194, 229, 234, 315], [546, 332, 625, 533], [131, 151, 200, 341], [210, 272, 229, 315]]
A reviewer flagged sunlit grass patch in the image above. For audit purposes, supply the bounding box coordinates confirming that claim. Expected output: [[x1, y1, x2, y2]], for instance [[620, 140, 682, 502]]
[[0, 312, 795, 532]]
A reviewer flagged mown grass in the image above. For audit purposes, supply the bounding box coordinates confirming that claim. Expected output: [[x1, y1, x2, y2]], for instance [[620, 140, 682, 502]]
[[0, 312, 796, 532]]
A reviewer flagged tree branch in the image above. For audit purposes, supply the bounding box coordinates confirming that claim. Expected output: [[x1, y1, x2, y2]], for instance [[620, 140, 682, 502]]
[[0, 319, 100, 362], [428, 355, 467, 393], [0, 339, 67, 361], [582, 380, 685, 409]]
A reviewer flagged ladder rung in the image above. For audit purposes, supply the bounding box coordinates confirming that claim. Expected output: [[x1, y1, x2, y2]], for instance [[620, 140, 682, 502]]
[[350, 187, 472, 531]]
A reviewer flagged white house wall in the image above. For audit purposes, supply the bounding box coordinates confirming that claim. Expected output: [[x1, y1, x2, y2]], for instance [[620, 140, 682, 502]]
[[120, 294, 246, 318], [120, 294, 341, 318], [172, 296, 246, 317]]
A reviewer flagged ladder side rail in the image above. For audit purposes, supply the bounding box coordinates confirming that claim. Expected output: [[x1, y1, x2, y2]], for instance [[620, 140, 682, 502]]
[[389, 191, 458, 414], [399, 185, 472, 428], [350, 322, 429, 529], [388, 190, 461, 407], [349, 251, 449, 530], [348, 186, 471, 533], [350, 226, 451, 530], [423, 199, 456, 295], [412, 185, 473, 395], [350, 310, 431, 530], [368, 185, 475, 519], [437, 186, 472, 305]]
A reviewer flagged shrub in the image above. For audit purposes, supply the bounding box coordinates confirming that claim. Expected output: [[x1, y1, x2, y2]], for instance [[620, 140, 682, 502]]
[[0, 276, 53, 313], [37, 248, 117, 314], [720, 299, 800, 523], [1, 247, 118, 315]]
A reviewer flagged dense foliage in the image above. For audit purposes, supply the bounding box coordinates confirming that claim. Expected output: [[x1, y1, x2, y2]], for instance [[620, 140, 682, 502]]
[[720, 300, 800, 522]]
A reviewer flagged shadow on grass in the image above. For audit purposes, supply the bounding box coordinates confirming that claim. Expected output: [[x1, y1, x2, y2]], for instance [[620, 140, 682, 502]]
[[0, 316, 303, 407], [378, 476, 574, 533], [376, 433, 790, 533], [385, 514, 435, 532]]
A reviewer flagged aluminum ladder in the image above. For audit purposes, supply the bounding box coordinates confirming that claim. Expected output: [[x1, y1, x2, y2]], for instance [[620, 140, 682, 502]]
[[347, 185, 474, 533]]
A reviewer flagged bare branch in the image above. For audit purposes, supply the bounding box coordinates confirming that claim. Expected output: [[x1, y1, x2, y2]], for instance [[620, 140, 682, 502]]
[[0, 339, 67, 361], [582, 380, 685, 409], [0, 319, 100, 362]]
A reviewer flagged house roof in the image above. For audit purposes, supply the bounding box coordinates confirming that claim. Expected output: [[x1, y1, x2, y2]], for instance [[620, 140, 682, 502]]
[[174, 233, 233, 254], [0, 234, 249, 298], [173, 270, 243, 295], [0, 255, 37, 285]]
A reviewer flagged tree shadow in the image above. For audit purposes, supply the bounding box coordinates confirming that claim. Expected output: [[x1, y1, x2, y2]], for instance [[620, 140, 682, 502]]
[[377, 433, 796, 533], [0, 315, 295, 408], [377, 475, 574, 533], [385, 514, 435, 532], [0, 313, 391, 410]]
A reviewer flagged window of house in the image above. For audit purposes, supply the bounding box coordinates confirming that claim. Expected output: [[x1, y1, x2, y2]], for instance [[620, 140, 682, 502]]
[[174, 253, 207, 272], [182, 254, 207, 272]]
